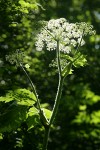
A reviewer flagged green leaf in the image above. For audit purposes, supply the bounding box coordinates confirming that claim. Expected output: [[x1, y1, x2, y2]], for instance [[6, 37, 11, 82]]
[[62, 62, 73, 77], [26, 107, 40, 130], [0, 96, 12, 103], [61, 54, 73, 62], [91, 111, 100, 124], [79, 105, 87, 111], [27, 107, 39, 116], [0, 105, 27, 132], [73, 111, 90, 124], [19, 0, 39, 12], [0, 89, 38, 132], [0, 104, 39, 132], [73, 53, 87, 68], [0, 89, 36, 106], [41, 108, 52, 120], [19, 1, 30, 7]]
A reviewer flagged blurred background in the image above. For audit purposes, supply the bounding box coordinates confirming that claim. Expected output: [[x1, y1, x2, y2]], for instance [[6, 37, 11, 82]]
[[0, 0, 100, 149]]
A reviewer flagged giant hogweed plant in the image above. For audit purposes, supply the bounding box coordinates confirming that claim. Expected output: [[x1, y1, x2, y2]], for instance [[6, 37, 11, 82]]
[[0, 18, 95, 150]]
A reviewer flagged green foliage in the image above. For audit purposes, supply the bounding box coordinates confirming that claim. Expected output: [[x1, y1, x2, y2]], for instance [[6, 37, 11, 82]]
[[0, 88, 52, 135], [0, 88, 36, 105], [0, 0, 39, 60], [0, 104, 27, 132], [61, 51, 87, 77], [26, 107, 39, 130], [0, 89, 38, 132], [73, 54, 87, 68], [41, 108, 52, 120], [62, 62, 73, 77], [19, 0, 39, 12], [73, 88, 100, 124], [69, 84, 100, 144], [0, 0, 100, 149]]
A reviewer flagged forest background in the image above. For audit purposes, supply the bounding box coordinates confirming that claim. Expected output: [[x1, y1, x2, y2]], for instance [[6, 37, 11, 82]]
[[0, 0, 100, 150]]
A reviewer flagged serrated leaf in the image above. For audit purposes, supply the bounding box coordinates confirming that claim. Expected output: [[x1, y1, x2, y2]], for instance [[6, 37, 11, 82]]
[[0, 89, 36, 106], [73, 52, 87, 68], [0, 89, 38, 132]]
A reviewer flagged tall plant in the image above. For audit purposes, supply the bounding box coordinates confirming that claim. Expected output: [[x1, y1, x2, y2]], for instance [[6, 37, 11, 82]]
[[1, 18, 95, 150], [35, 18, 95, 149]]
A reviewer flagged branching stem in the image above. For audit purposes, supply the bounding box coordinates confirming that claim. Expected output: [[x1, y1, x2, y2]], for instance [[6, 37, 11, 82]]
[[49, 40, 64, 125], [43, 40, 64, 150]]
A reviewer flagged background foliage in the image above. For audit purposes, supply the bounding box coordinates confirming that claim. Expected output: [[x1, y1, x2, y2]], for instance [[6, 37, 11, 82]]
[[0, 0, 100, 150]]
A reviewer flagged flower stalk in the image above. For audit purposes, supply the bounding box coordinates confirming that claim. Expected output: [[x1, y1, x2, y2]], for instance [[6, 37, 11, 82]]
[[49, 40, 64, 125], [43, 40, 64, 150], [19, 62, 41, 111]]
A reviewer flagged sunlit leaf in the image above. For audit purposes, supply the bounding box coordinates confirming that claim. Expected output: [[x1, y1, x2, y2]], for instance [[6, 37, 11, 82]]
[[27, 107, 39, 116], [79, 105, 87, 111], [73, 53, 87, 68], [41, 108, 52, 119], [91, 110, 100, 124], [26, 107, 39, 130], [0, 89, 36, 106]]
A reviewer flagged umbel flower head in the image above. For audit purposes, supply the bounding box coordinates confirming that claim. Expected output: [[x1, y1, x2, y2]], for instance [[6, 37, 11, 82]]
[[6, 50, 25, 66], [35, 18, 95, 53]]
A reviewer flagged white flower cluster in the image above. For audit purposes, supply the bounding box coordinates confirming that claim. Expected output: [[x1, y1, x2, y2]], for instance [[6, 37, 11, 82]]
[[6, 50, 24, 66], [35, 18, 95, 53]]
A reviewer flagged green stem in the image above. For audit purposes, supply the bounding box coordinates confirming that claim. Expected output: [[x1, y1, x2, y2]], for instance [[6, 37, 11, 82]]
[[43, 40, 64, 150], [43, 126, 50, 150], [19, 63, 41, 111], [49, 40, 64, 125], [49, 76, 64, 126]]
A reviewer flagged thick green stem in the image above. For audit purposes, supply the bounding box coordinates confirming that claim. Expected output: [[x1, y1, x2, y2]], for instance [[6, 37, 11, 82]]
[[42, 76, 64, 150], [49, 40, 64, 125], [43, 126, 50, 150], [43, 40, 64, 150], [49, 77, 64, 126]]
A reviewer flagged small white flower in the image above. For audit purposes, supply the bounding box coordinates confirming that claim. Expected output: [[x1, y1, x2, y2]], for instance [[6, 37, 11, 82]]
[[71, 39, 77, 47], [63, 46, 71, 53], [78, 38, 85, 46], [47, 42, 56, 51]]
